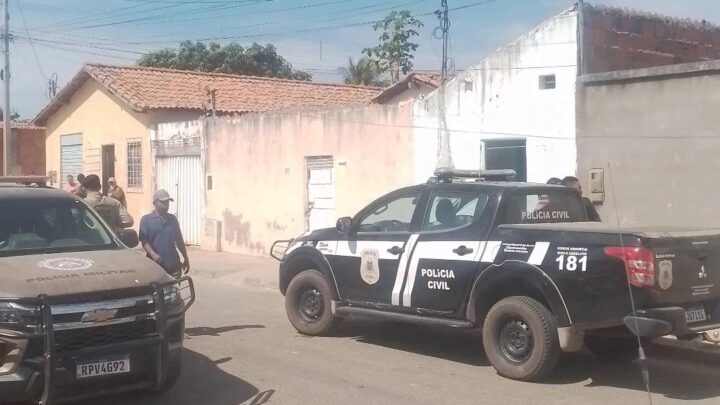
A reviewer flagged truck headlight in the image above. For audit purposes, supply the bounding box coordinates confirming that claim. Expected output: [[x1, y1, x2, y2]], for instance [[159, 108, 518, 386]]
[[0, 303, 36, 331], [162, 280, 192, 314]]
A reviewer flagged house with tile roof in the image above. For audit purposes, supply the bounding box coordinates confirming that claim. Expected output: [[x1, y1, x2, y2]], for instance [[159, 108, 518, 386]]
[[33, 64, 381, 237], [371, 72, 444, 104]]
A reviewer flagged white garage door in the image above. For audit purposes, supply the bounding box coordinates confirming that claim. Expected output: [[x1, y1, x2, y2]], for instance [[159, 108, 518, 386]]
[[60, 134, 83, 182], [156, 155, 202, 245]]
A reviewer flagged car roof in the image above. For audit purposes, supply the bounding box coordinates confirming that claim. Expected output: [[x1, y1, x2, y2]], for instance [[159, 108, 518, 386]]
[[0, 185, 79, 202], [424, 181, 569, 190]]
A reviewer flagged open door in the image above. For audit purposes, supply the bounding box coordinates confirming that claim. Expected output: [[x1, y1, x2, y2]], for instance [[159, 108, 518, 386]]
[[101, 144, 115, 195]]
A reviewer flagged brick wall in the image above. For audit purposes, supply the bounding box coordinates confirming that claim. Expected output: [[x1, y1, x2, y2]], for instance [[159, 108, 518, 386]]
[[0, 127, 46, 175], [584, 5, 720, 74]]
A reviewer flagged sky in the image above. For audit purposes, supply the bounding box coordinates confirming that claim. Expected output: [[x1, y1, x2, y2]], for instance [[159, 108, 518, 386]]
[[7, 0, 720, 119]]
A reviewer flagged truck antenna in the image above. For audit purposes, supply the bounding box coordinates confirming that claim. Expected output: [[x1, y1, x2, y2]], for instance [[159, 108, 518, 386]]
[[607, 163, 653, 405]]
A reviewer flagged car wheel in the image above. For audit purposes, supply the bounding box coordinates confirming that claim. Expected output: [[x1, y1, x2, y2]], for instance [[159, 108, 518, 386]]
[[585, 335, 649, 362], [285, 269, 340, 336], [482, 296, 560, 381], [148, 355, 182, 395]]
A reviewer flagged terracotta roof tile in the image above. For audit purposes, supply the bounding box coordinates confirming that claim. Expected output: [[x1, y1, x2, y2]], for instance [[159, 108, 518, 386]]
[[34, 64, 382, 124], [371, 72, 445, 103]]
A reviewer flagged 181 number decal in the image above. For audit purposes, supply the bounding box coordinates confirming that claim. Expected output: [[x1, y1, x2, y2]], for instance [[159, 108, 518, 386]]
[[556, 254, 587, 272]]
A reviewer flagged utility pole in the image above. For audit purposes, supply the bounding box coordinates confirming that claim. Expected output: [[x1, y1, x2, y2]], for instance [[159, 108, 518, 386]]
[[2, 0, 9, 176], [435, 0, 453, 169]]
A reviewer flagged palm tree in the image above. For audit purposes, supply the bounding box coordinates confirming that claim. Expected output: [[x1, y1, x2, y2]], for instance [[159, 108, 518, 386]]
[[339, 57, 389, 87]]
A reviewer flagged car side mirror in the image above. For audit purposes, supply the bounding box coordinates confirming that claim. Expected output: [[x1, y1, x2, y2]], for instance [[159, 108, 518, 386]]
[[336, 217, 353, 235], [117, 228, 139, 248]]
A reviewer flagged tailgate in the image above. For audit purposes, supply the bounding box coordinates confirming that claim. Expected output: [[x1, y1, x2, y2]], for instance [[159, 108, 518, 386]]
[[646, 232, 720, 304]]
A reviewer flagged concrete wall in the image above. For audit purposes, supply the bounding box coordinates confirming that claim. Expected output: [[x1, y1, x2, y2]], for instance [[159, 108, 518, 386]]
[[583, 4, 720, 74], [0, 127, 45, 176], [577, 61, 720, 227], [413, 7, 579, 184], [44, 80, 201, 226], [203, 104, 414, 255]]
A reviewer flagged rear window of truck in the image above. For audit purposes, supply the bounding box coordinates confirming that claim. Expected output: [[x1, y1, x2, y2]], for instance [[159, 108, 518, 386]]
[[501, 192, 587, 224]]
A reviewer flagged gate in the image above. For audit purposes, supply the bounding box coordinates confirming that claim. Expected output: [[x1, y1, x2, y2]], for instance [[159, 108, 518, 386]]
[[155, 155, 202, 245], [306, 156, 335, 231]]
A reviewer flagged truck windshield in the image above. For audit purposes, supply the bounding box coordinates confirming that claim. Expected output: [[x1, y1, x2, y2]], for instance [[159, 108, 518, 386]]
[[502, 192, 588, 224], [0, 199, 115, 257]]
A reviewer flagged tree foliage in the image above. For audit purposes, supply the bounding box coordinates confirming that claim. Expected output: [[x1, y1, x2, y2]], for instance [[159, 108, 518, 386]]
[[138, 41, 312, 81], [338, 57, 389, 87], [363, 10, 423, 84]]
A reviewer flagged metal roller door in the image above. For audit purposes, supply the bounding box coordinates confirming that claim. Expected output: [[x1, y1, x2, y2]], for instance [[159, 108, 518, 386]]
[[60, 134, 83, 182]]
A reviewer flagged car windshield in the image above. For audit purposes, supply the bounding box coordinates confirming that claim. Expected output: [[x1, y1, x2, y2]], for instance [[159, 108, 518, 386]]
[[0, 199, 114, 257]]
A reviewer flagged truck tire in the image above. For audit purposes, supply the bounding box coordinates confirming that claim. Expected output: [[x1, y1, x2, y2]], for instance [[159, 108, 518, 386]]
[[482, 296, 560, 381], [584, 336, 649, 362], [285, 269, 340, 336]]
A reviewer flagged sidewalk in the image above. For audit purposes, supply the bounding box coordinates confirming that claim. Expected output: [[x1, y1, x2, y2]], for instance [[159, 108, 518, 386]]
[[187, 248, 279, 290]]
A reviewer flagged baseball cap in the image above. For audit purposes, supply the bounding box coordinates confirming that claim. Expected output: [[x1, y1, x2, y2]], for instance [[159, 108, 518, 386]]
[[108, 177, 117, 183], [153, 189, 174, 202]]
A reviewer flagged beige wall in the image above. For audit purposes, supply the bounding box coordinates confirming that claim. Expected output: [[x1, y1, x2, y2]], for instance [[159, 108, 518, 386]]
[[44, 80, 201, 226], [204, 104, 414, 255], [577, 66, 720, 227]]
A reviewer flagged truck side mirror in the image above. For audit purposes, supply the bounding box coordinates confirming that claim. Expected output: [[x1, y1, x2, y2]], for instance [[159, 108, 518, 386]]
[[336, 217, 353, 235], [117, 229, 139, 248]]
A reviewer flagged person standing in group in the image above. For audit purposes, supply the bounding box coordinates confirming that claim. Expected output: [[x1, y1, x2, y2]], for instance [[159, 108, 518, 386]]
[[107, 177, 127, 208], [63, 175, 79, 193], [74, 173, 87, 198], [139, 190, 190, 279], [82, 174, 134, 231], [546, 177, 562, 185], [561, 176, 601, 222]]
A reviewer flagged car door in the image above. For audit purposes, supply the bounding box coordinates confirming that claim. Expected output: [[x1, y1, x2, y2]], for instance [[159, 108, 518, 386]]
[[330, 189, 424, 306], [401, 187, 493, 314]]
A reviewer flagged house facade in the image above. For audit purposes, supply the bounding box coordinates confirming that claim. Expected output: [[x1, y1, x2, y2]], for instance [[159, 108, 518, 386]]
[[33, 64, 380, 243], [413, 3, 720, 184]]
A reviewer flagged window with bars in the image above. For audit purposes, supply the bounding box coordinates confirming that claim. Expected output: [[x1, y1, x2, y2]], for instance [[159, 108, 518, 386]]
[[127, 140, 143, 189]]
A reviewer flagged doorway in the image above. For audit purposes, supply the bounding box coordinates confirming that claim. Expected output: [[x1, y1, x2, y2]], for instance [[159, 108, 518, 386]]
[[483, 139, 527, 182], [101, 144, 115, 195]]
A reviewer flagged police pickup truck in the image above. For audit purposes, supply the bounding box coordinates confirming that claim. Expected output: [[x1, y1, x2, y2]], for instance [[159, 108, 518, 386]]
[[0, 177, 194, 404], [273, 169, 720, 381]]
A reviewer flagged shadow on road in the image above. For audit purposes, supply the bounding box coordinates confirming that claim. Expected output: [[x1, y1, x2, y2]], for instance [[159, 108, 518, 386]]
[[186, 324, 265, 337], [74, 349, 260, 405], [549, 350, 720, 401], [333, 317, 489, 367], [335, 318, 720, 401]]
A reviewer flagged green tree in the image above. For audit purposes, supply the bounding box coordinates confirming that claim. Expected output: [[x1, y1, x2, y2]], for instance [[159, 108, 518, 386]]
[[138, 41, 311, 81], [363, 10, 423, 84], [339, 57, 389, 87]]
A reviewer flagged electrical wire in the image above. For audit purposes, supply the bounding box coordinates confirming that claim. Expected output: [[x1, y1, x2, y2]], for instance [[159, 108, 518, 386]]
[[14, 0, 47, 80]]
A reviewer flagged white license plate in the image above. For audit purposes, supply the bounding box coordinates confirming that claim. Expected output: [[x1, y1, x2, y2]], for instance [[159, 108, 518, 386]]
[[76, 357, 130, 379], [685, 307, 708, 323]]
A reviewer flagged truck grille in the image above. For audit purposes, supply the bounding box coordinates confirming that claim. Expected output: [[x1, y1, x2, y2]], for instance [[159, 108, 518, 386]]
[[54, 319, 156, 353]]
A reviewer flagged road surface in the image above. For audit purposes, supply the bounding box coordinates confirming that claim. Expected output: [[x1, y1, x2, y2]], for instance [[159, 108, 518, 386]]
[[78, 277, 720, 405]]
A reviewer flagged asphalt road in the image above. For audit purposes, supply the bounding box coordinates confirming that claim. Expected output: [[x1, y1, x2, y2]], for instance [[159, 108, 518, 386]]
[[77, 277, 720, 405]]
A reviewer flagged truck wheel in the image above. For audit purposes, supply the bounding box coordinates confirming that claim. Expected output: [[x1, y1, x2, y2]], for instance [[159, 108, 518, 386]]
[[482, 296, 560, 381], [584, 336, 649, 362], [285, 269, 340, 336]]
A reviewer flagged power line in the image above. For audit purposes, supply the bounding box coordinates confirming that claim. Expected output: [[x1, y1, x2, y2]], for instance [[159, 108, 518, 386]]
[[38, 3, 150, 30], [26, 40, 138, 61], [14, 0, 47, 80], [14, 36, 147, 55]]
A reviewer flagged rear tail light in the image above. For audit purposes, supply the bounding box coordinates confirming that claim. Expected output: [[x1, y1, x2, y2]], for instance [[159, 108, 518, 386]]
[[604, 246, 656, 288]]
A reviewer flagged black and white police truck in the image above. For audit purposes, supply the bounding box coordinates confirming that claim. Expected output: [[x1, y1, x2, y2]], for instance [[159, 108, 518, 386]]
[[272, 169, 720, 381]]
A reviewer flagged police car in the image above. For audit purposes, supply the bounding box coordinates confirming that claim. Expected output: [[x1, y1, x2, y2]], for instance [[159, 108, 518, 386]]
[[273, 169, 720, 381]]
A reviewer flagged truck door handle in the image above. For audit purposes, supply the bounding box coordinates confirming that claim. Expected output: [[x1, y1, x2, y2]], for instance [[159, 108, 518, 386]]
[[453, 245, 474, 256], [387, 246, 404, 255]]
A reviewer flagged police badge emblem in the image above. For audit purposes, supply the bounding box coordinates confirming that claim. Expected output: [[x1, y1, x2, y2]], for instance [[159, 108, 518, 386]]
[[658, 260, 673, 290], [360, 248, 380, 285]]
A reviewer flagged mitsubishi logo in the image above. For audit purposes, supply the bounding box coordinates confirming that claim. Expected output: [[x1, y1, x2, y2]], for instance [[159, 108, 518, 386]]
[[699, 265, 709, 279], [81, 309, 118, 323]]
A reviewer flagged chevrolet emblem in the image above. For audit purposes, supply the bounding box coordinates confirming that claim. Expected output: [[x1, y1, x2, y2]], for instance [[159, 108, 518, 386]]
[[81, 309, 118, 323]]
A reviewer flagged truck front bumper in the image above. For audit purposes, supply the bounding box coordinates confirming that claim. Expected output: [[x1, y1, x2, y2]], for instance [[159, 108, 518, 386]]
[[0, 277, 194, 405], [624, 303, 720, 338]]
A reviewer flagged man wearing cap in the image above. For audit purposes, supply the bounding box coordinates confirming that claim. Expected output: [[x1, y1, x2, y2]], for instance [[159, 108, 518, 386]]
[[139, 190, 190, 278], [107, 177, 127, 208]]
